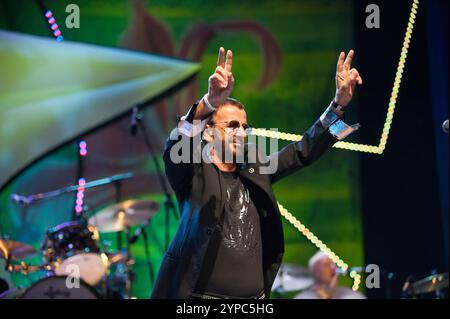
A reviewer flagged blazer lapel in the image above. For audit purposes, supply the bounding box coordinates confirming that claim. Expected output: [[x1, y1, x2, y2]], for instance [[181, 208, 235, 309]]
[[238, 163, 277, 205]]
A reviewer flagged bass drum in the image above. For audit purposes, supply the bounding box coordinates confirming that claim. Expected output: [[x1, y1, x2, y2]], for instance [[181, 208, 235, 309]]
[[41, 221, 107, 286], [0, 276, 99, 299]]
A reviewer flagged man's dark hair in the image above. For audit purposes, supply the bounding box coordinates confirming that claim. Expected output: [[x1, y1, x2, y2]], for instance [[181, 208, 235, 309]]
[[208, 97, 245, 125], [221, 97, 245, 110]]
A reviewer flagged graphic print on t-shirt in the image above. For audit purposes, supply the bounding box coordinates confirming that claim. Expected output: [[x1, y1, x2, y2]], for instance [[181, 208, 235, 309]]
[[221, 175, 258, 252]]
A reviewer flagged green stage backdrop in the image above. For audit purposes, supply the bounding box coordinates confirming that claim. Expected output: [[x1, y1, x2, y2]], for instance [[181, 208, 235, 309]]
[[0, 0, 363, 298]]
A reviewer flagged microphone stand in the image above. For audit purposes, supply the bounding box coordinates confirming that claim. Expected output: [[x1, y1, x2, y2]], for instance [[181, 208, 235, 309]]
[[10, 173, 134, 205], [130, 105, 178, 252]]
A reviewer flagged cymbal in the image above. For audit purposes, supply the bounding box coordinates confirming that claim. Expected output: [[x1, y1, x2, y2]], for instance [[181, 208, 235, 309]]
[[89, 200, 160, 233], [0, 239, 36, 261], [6, 262, 51, 274], [104, 252, 127, 265], [413, 273, 449, 295], [272, 263, 314, 292]]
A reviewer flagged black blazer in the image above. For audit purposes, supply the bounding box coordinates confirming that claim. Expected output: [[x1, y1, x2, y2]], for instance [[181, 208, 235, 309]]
[[151, 103, 339, 298]]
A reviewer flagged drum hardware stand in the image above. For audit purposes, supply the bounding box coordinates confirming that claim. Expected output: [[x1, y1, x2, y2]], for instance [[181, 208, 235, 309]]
[[130, 105, 178, 251], [113, 179, 124, 252], [4, 256, 11, 273], [430, 269, 444, 299], [126, 217, 155, 287], [142, 223, 154, 286], [122, 219, 156, 298], [138, 219, 155, 286], [125, 225, 133, 299]]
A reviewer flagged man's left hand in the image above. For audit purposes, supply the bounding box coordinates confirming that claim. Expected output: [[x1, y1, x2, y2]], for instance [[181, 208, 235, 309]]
[[334, 50, 363, 107]]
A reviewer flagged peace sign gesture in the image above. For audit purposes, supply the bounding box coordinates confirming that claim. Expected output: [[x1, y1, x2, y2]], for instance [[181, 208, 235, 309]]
[[207, 47, 235, 107], [334, 49, 363, 107]]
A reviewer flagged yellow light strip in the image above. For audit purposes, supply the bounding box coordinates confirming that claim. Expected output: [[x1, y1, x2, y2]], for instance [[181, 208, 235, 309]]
[[250, 128, 383, 154], [277, 203, 353, 270], [378, 0, 419, 152], [251, 0, 419, 155], [350, 271, 362, 292]]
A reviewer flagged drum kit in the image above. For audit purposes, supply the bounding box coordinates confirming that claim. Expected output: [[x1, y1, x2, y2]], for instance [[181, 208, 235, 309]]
[[402, 272, 449, 299], [0, 173, 161, 299], [0, 106, 180, 299], [270, 263, 449, 299], [271, 263, 314, 295]]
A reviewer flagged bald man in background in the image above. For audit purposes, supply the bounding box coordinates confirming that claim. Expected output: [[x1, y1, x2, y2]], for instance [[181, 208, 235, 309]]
[[295, 251, 366, 299]]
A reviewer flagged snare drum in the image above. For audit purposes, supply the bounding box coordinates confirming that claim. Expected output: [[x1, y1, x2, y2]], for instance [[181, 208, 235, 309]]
[[41, 221, 107, 286]]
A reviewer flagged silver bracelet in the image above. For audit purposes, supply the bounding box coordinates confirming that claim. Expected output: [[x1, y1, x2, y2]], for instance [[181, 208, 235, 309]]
[[202, 93, 216, 111]]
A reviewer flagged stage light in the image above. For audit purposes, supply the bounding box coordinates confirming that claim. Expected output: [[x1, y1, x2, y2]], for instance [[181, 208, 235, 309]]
[[74, 143, 88, 215], [79, 140, 87, 157], [42, 8, 63, 41]]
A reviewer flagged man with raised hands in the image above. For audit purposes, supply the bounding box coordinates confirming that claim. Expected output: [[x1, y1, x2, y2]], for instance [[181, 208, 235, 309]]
[[151, 47, 362, 299]]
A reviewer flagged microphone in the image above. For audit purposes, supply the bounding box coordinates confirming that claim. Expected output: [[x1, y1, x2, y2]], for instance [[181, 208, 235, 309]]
[[10, 194, 31, 205], [130, 106, 140, 136], [443, 119, 449, 134], [128, 220, 150, 244]]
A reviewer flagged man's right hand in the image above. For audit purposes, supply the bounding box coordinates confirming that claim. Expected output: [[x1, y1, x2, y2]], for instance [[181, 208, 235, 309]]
[[207, 47, 234, 107]]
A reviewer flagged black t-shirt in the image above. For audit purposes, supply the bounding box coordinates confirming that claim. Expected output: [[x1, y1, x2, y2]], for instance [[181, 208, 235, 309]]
[[194, 169, 264, 298]]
